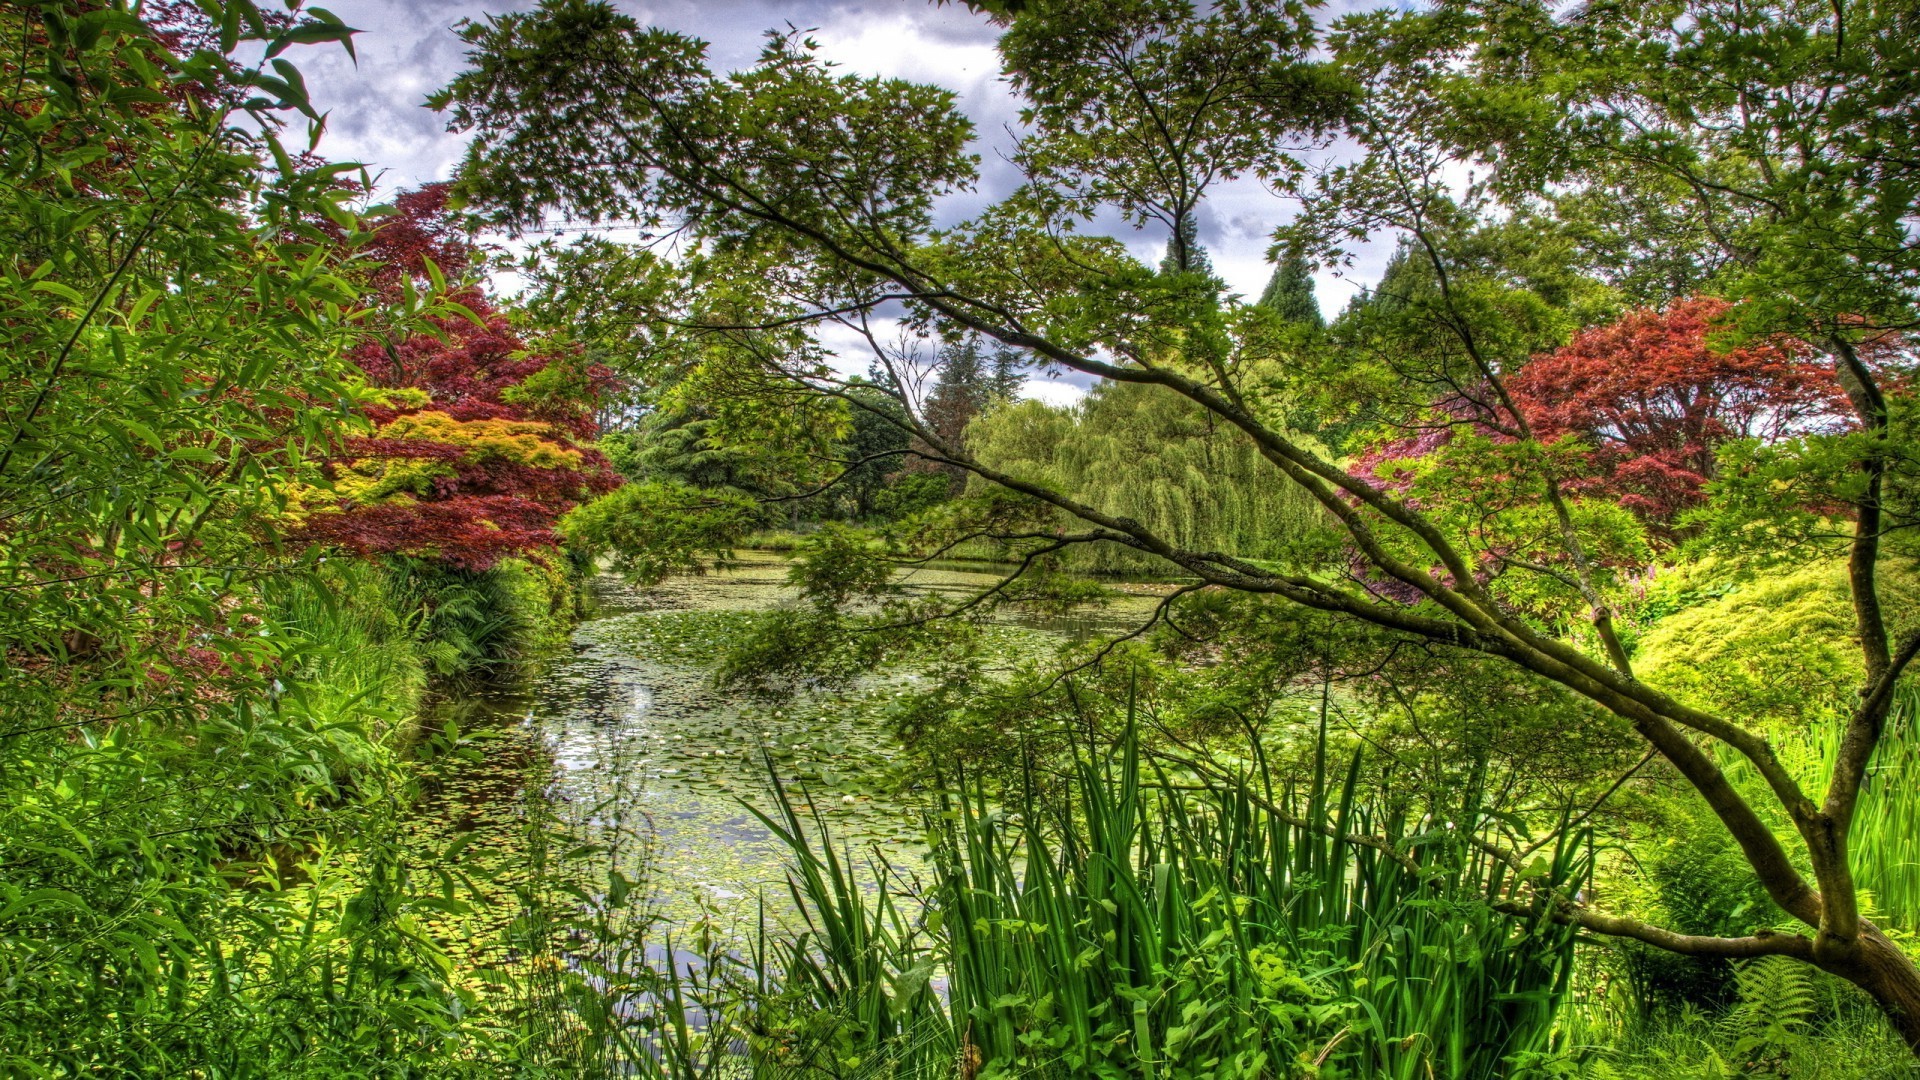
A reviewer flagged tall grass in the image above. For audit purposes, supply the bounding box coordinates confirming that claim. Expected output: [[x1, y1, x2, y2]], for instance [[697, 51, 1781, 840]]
[[1831, 682, 1920, 928], [518, 707, 1590, 1078], [933, 716, 1586, 1079], [1721, 681, 1920, 929]]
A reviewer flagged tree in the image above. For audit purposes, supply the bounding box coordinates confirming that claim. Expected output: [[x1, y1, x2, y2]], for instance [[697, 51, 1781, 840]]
[[1158, 211, 1213, 277], [839, 377, 912, 518], [969, 382, 1331, 574], [513, 234, 687, 434], [1510, 296, 1853, 524], [912, 334, 1003, 492], [436, 0, 1920, 1049], [1350, 295, 1854, 532], [1256, 248, 1323, 328], [0, 1, 366, 701], [293, 185, 619, 571]]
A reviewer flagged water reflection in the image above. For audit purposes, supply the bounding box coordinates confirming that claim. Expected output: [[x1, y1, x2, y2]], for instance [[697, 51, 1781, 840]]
[[414, 551, 1164, 941]]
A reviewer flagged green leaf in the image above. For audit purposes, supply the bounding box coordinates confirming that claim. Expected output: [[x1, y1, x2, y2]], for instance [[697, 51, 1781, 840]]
[[31, 280, 88, 304], [119, 420, 165, 452]]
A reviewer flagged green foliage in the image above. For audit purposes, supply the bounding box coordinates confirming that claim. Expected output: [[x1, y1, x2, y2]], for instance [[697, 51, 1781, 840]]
[[1635, 560, 1920, 728], [873, 471, 955, 522], [512, 234, 686, 411], [1377, 429, 1653, 625], [1839, 684, 1920, 930], [504, 695, 1585, 1080], [788, 525, 898, 610], [1614, 801, 1778, 1014], [838, 378, 917, 519], [1257, 248, 1324, 329], [967, 384, 1333, 575], [562, 479, 758, 583], [934, 735, 1585, 1079], [681, 713, 1590, 1080], [381, 556, 578, 680], [0, 5, 605, 1072], [1718, 956, 1818, 1074], [0, 558, 481, 1075], [1584, 963, 1914, 1080]]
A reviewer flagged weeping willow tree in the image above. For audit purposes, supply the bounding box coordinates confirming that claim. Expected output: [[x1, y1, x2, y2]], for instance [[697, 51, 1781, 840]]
[[968, 382, 1332, 575]]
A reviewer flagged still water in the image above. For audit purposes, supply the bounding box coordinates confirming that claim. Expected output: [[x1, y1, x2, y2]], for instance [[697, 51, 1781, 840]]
[[412, 552, 1162, 950]]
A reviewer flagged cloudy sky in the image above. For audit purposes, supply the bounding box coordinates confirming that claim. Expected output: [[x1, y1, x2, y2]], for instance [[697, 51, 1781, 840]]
[[291, 1, 1392, 400]]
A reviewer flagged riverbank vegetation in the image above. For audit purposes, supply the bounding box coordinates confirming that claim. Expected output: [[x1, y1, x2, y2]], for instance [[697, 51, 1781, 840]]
[[0, 4, 593, 1072], [8, 0, 1920, 1077]]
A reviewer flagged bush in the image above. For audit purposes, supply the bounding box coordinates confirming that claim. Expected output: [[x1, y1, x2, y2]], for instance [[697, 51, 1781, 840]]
[[0, 561, 485, 1075], [382, 555, 578, 681]]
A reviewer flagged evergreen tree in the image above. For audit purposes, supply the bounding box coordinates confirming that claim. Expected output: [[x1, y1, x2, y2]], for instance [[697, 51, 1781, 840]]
[[1338, 240, 1426, 321], [913, 335, 997, 491], [1158, 212, 1214, 276], [989, 344, 1026, 403], [839, 377, 912, 519], [1256, 249, 1325, 328], [924, 336, 986, 439]]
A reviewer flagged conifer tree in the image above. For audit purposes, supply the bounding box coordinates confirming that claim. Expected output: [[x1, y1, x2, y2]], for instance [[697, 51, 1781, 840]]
[[1257, 249, 1325, 328], [1159, 212, 1213, 276], [989, 344, 1025, 403]]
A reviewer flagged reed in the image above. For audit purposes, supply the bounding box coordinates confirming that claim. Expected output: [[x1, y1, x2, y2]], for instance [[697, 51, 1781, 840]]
[[932, 713, 1586, 1079], [1831, 683, 1920, 929], [503, 692, 1589, 1078]]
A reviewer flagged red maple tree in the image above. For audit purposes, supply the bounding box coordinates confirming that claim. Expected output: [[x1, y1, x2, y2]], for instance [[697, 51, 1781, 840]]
[[1508, 296, 1851, 521], [294, 184, 618, 570], [1356, 297, 1852, 529]]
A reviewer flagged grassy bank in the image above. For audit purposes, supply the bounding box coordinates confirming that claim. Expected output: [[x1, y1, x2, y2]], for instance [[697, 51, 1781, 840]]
[[0, 555, 583, 1076]]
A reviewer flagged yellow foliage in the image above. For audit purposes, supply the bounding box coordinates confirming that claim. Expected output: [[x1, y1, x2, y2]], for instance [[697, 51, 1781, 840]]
[[329, 457, 455, 504], [1636, 560, 1920, 729], [368, 386, 431, 409], [373, 411, 584, 470], [274, 407, 594, 525]]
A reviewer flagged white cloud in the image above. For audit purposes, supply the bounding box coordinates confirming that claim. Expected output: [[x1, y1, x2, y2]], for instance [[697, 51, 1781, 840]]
[[1018, 376, 1084, 408]]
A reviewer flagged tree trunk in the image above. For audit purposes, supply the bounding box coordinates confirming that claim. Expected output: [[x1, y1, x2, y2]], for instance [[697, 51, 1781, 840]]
[[1827, 923, 1920, 1055]]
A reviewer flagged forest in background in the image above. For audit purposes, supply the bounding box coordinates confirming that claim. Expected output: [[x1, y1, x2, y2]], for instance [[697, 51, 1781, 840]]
[[5, 0, 1920, 1077]]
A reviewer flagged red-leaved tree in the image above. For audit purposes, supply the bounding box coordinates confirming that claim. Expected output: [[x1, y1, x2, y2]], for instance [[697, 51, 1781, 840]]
[[1358, 297, 1852, 531], [1508, 296, 1852, 522], [294, 184, 618, 570]]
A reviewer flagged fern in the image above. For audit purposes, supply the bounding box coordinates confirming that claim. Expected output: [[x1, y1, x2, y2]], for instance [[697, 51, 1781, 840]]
[[1717, 955, 1815, 1074]]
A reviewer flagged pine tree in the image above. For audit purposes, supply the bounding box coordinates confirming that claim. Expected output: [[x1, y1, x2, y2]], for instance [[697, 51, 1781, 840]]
[[1159, 212, 1214, 276], [989, 345, 1025, 403], [913, 335, 998, 490], [1256, 250, 1324, 328], [1339, 240, 1426, 320]]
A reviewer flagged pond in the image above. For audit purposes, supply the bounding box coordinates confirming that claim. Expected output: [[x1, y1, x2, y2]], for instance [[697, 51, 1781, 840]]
[[409, 551, 1166, 957]]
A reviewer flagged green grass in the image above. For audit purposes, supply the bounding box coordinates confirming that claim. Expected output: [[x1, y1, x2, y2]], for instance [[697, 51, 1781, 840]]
[[518, 697, 1590, 1078], [1572, 963, 1919, 1079]]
